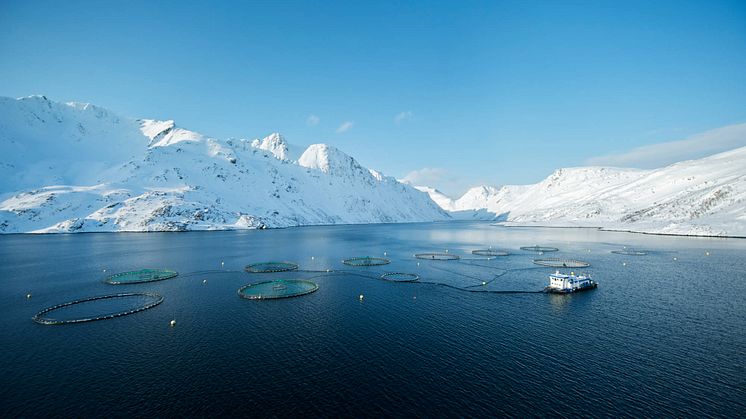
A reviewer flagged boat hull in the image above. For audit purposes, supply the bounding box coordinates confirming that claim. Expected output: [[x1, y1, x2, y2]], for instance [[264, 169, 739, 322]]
[[544, 283, 598, 294]]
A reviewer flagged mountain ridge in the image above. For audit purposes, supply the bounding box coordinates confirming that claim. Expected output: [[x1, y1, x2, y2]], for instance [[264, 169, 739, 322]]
[[418, 148, 746, 237], [0, 95, 449, 233]]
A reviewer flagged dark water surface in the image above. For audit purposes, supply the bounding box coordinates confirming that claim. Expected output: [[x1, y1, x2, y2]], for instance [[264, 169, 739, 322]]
[[1, 222, 744, 417]]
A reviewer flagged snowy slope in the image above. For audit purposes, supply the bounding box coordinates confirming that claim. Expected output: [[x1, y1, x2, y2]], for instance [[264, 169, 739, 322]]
[[413, 186, 456, 211], [0, 96, 448, 233], [419, 153, 746, 237]]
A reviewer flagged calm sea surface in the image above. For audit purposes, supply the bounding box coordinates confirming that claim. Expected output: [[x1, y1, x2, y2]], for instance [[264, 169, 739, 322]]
[[1, 222, 744, 417]]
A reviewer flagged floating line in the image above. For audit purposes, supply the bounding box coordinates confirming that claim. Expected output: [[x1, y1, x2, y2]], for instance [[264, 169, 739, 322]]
[[299, 270, 546, 296]]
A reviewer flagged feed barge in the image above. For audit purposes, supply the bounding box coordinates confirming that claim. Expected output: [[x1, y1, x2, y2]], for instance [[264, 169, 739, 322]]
[[545, 271, 597, 294]]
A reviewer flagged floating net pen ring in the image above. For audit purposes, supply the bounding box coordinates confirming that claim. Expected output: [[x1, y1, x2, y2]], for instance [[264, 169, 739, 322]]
[[471, 249, 509, 257], [32, 292, 164, 325], [245, 261, 299, 273], [342, 257, 391, 266], [104, 269, 178, 285], [380, 272, 420, 282], [414, 253, 460, 260], [611, 250, 648, 256], [532, 258, 591, 268], [237, 279, 319, 300], [519, 246, 559, 253]]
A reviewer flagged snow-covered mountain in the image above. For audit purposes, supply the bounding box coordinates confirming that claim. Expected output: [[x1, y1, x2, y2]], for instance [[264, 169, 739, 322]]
[[419, 152, 746, 237], [0, 96, 449, 233]]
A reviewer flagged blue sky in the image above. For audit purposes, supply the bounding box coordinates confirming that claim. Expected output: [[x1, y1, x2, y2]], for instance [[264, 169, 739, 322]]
[[1, 0, 745, 196]]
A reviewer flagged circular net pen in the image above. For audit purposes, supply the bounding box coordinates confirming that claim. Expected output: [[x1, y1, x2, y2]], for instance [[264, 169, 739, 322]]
[[245, 261, 299, 273], [342, 257, 391, 267], [238, 279, 319, 300], [611, 249, 648, 256], [104, 269, 178, 285], [32, 293, 164, 325], [381, 272, 420, 282], [415, 253, 460, 260], [520, 246, 559, 253], [472, 249, 509, 257], [533, 258, 591, 268]]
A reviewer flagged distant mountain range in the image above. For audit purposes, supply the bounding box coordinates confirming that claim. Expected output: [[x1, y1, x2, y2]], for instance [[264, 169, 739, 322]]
[[2, 95, 743, 237], [0, 96, 448, 233], [414, 149, 746, 237]]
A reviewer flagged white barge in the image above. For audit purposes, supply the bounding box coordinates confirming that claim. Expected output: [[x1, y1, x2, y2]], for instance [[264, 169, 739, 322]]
[[545, 271, 597, 294]]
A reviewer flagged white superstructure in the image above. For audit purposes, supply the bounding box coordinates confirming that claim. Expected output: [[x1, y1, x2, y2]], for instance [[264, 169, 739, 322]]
[[547, 271, 596, 293]]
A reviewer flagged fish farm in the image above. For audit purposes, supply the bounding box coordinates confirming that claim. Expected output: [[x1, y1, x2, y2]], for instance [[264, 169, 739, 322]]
[[30, 243, 607, 325]]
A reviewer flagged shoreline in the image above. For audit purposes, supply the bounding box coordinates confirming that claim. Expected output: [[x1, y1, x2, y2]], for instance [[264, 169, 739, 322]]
[[498, 223, 745, 239], [1, 219, 744, 239]]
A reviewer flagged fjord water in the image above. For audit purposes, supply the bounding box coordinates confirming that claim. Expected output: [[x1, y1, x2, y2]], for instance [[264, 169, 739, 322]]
[[1, 222, 744, 417]]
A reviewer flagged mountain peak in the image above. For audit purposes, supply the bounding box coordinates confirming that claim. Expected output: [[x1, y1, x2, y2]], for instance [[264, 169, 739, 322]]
[[252, 132, 289, 160], [298, 143, 359, 175]]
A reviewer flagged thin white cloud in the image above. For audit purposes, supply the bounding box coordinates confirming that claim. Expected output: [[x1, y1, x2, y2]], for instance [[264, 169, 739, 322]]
[[401, 167, 470, 198], [394, 111, 413, 125], [336, 121, 354, 134], [401, 167, 448, 185], [306, 114, 320, 126], [586, 123, 746, 168]]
